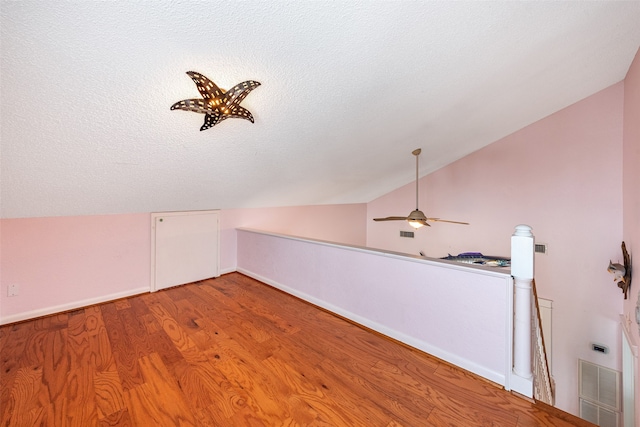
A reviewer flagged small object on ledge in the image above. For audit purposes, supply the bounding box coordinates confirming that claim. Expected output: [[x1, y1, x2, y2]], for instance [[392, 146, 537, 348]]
[[441, 252, 510, 267], [608, 241, 632, 299]]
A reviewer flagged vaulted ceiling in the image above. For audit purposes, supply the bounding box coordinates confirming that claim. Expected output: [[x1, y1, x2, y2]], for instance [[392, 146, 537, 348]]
[[2, 1, 640, 218]]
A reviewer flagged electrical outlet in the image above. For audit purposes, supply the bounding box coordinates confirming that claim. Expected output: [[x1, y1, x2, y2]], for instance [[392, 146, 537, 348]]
[[8, 284, 19, 297]]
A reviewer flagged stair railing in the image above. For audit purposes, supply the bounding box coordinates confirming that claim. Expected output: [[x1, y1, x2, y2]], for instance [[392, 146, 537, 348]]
[[532, 278, 555, 405]]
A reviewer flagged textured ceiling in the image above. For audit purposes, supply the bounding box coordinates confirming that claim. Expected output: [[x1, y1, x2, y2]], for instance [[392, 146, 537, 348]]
[[2, 1, 640, 218]]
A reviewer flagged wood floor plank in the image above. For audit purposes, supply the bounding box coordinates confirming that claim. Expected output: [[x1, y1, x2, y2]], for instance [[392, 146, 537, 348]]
[[219, 276, 302, 335], [18, 328, 48, 370], [86, 316, 116, 373], [319, 356, 435, 426], [214, 347, 293, 424], [33, 313, 68, 332], [98, 408, 132, 426], [124, 353, 198, 426], [0, 272, 595, 426], [171, 356, 247, 422], [117, 307, 154, 358], [513, 402, 597, 427], [0, 366, 45, 426], [189, 316, 230, 351], [172, 297, 236, 351], [1, 322, 33, 406], [63, 363, 99, 426], [181, 280, 227, 317], [93, 361, 126, 421], [371, 358, 519, 426], [430, 363, 595, 427], [128, 296, 153, 319], [99, 302, 145, 391], [138, 312, 162, 335], [113, 299, 131, 311], [40, 328, 69, 403], [425, 405, 512, 427], [197, 280, 246, 314], [260, 355, 359, 426], [84, 305, 104, 337], [152, 290, 202, 332], [147, 299, 199, 354]]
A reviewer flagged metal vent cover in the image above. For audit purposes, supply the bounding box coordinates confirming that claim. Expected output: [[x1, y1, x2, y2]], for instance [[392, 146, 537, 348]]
[[580, 399, 618, 427], [535, 243, 548, 254], [399, 231, 414, 238], [578, 359, 620, 426]]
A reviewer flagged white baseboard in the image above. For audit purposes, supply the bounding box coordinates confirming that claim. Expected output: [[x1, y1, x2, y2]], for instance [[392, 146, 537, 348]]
[[219, 267, 236, 275], [237, 267, 506, 387], [510, 373, 534, 398], [0, 287, 150, 325]]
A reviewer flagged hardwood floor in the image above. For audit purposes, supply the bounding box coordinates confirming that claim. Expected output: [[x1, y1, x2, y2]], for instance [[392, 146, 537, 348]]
[[1, 272, 593, 426]]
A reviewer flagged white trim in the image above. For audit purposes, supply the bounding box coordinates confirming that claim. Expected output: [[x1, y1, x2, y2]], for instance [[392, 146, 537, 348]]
[[504, 274, 514, 391], [238, 266, 507, 386], [510, 374, 534, 397], [219, 267, 236, 275], [621, 315, 638, 427], [0, 287, 149, 325]]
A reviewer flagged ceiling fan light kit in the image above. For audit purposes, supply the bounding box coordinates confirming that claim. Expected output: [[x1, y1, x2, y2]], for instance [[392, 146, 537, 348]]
[[407, 209, 429, 229], [373, 148, 469, 229]]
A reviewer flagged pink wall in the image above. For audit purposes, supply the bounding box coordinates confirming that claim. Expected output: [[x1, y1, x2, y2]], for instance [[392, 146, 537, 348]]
[[0, 204, 366, 323], [622, 47, 640, 425], [368, 83, 625, 416], [219, 204, 367, 273], [0, 214, 151, 323]]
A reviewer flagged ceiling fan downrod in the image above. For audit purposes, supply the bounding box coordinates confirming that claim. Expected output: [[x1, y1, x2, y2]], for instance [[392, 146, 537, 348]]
[[412, 148, 421, 211]]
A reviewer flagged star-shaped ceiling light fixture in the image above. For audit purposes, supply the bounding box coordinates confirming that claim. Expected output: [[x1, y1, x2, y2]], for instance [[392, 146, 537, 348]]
[[170, 71, 261, 131]]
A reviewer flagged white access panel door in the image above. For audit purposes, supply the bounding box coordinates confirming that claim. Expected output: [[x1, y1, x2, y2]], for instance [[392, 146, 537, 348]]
[[151, 210, 220, 292]]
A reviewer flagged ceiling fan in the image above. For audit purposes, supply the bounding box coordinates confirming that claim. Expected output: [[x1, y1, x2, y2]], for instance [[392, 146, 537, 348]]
[[373, 148, 469, 229]]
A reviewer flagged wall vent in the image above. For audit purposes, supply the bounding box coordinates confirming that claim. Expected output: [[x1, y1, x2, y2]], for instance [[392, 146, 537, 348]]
[[399, 231, 414, 238], [578, 359, 620, 427], [580, 399, 618, 427], [535, 243, 548, 254]]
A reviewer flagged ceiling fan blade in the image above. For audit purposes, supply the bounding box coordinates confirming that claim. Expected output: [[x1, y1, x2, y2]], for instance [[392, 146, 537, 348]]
[[416, 219, 431, 227], [373, 216, 409, 221], [427, 218, 470, 225]]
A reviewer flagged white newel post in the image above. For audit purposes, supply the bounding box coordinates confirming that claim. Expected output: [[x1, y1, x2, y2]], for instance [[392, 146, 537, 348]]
[[511, 224, 534, 397]]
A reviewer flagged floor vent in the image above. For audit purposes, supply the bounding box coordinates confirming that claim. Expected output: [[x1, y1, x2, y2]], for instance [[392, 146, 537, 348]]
[[578, 359, 620, 427], [400, 231, 414, 238], [535, 243, 547, 254]]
